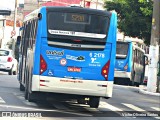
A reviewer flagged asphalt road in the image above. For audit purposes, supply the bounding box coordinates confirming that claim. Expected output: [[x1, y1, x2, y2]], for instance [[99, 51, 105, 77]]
[[0, 71, 159, 120]]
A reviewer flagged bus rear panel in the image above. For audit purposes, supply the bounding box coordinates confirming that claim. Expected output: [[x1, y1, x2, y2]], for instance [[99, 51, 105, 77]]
[[19, 7, 117, 108], [32, 7, 116, 97], [114, 41, 145, 86], [114, 42, 132, 80]]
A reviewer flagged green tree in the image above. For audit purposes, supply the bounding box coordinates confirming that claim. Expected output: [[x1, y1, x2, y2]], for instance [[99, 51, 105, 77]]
[[104, 0, 153, 45]]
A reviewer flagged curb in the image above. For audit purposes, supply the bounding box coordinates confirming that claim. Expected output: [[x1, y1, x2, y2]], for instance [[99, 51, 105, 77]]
[[139, 85, 160, 96]]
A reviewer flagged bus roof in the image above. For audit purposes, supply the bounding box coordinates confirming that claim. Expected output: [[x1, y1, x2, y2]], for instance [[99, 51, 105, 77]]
[[133, 44, 145, 53], [46, 6, 111, 15], [117, 41, 145, 53], [24, 6, 113, 22], [24, 8, 40, 22]]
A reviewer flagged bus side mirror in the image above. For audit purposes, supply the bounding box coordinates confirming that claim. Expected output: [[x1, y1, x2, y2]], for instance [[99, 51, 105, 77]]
[[38, 13, 42, 20], [16, 36, 21, 45]]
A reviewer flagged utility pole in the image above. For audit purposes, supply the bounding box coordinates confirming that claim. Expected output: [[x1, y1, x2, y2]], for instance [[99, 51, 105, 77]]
[[147, 0, 160, 93], [83, 0, 85, 7], [12, 0, 18, 55], [13, 0, 18, 32]]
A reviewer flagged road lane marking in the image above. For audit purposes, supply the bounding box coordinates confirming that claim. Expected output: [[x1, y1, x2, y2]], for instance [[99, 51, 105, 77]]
[[99, 101, 123, 111], [0, 97, 5, 103], [151, 107, 160, 111], [122, 103, 145, 111], [98, 101, 128, 117]]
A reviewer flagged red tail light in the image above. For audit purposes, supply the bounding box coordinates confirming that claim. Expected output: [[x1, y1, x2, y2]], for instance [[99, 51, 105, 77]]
[[40, 55, 47, 74], [101, 60, 110, 80], [124, 64, 128, 71], [7, 57, 13, 62], [73, 39, 82, 42]]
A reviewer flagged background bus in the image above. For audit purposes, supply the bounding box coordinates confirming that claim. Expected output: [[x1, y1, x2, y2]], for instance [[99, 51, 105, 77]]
[[114, 41, 145, 86], [17, 6, 117, 108]]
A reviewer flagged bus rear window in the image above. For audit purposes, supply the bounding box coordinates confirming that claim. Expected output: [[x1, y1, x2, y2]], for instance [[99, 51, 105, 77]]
[[116, 42, 129, 59], [47, 12, 109, 39]]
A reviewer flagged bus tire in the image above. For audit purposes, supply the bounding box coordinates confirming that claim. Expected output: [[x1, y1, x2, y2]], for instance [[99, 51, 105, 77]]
[[89, 97, 100, 108], [28, 92, 35, 102], [130, 71, 135, 86], [140, 74, 144, 85], [24, 68, 29, 100], [20, 83, 25, 91], [25, 68, 35, 102], [25, 87, 28, 100], [25, 80, 35, 102]]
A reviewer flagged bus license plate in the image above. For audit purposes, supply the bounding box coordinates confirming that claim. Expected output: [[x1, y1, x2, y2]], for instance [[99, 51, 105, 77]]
[[68, 67, 81, 72]]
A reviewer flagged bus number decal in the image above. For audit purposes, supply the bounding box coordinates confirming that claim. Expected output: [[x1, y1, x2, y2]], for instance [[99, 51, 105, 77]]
[[89, 53, 105, 58], [94, 53, 105, 58], [72, 15, 84, 22], [46, 50, 64, 56]]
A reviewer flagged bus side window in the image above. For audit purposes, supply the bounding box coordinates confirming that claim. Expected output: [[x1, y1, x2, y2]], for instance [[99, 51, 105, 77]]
[[133, 50, 135, 62], [33, 19, 38, 47], [29, 20, 34, 49], [135, 49, 137, 63]]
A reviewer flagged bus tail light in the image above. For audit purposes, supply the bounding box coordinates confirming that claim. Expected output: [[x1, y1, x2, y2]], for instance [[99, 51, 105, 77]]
[[40, 55, 47, 74], [124, 64, 128, 70], [101, 60, 110, 80]]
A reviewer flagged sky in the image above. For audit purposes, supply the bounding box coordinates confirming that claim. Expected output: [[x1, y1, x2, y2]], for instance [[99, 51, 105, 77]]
[[0, 0, 24, 11]]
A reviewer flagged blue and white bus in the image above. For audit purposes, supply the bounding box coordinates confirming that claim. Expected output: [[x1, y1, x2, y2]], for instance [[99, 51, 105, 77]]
[[17, 6, 117, 108], [114, 41, 145, 86]]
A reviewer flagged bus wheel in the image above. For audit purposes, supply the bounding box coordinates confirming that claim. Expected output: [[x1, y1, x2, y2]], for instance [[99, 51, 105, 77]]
[[130, 71, 135, 86], [25, 86, 28, 100], [28, 92, 35, 102], [25, 77, 35, 102], [25, 85, 35, 102], [89, 97, 100, 108]]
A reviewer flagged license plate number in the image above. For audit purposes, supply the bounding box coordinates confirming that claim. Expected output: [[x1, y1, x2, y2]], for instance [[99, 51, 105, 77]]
[[68, 67, 81, 72]]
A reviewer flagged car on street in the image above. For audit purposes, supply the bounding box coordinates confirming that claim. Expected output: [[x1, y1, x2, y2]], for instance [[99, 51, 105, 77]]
[[0, 49, 18, 75]]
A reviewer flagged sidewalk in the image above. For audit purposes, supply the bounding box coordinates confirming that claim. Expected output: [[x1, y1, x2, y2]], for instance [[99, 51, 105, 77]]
[[139, 85, 160, 96]]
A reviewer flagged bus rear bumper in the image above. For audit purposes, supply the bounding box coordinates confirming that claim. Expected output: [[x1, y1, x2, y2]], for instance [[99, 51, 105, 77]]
[[31, 75, 114, 98], [114, 71, 131, 79]]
